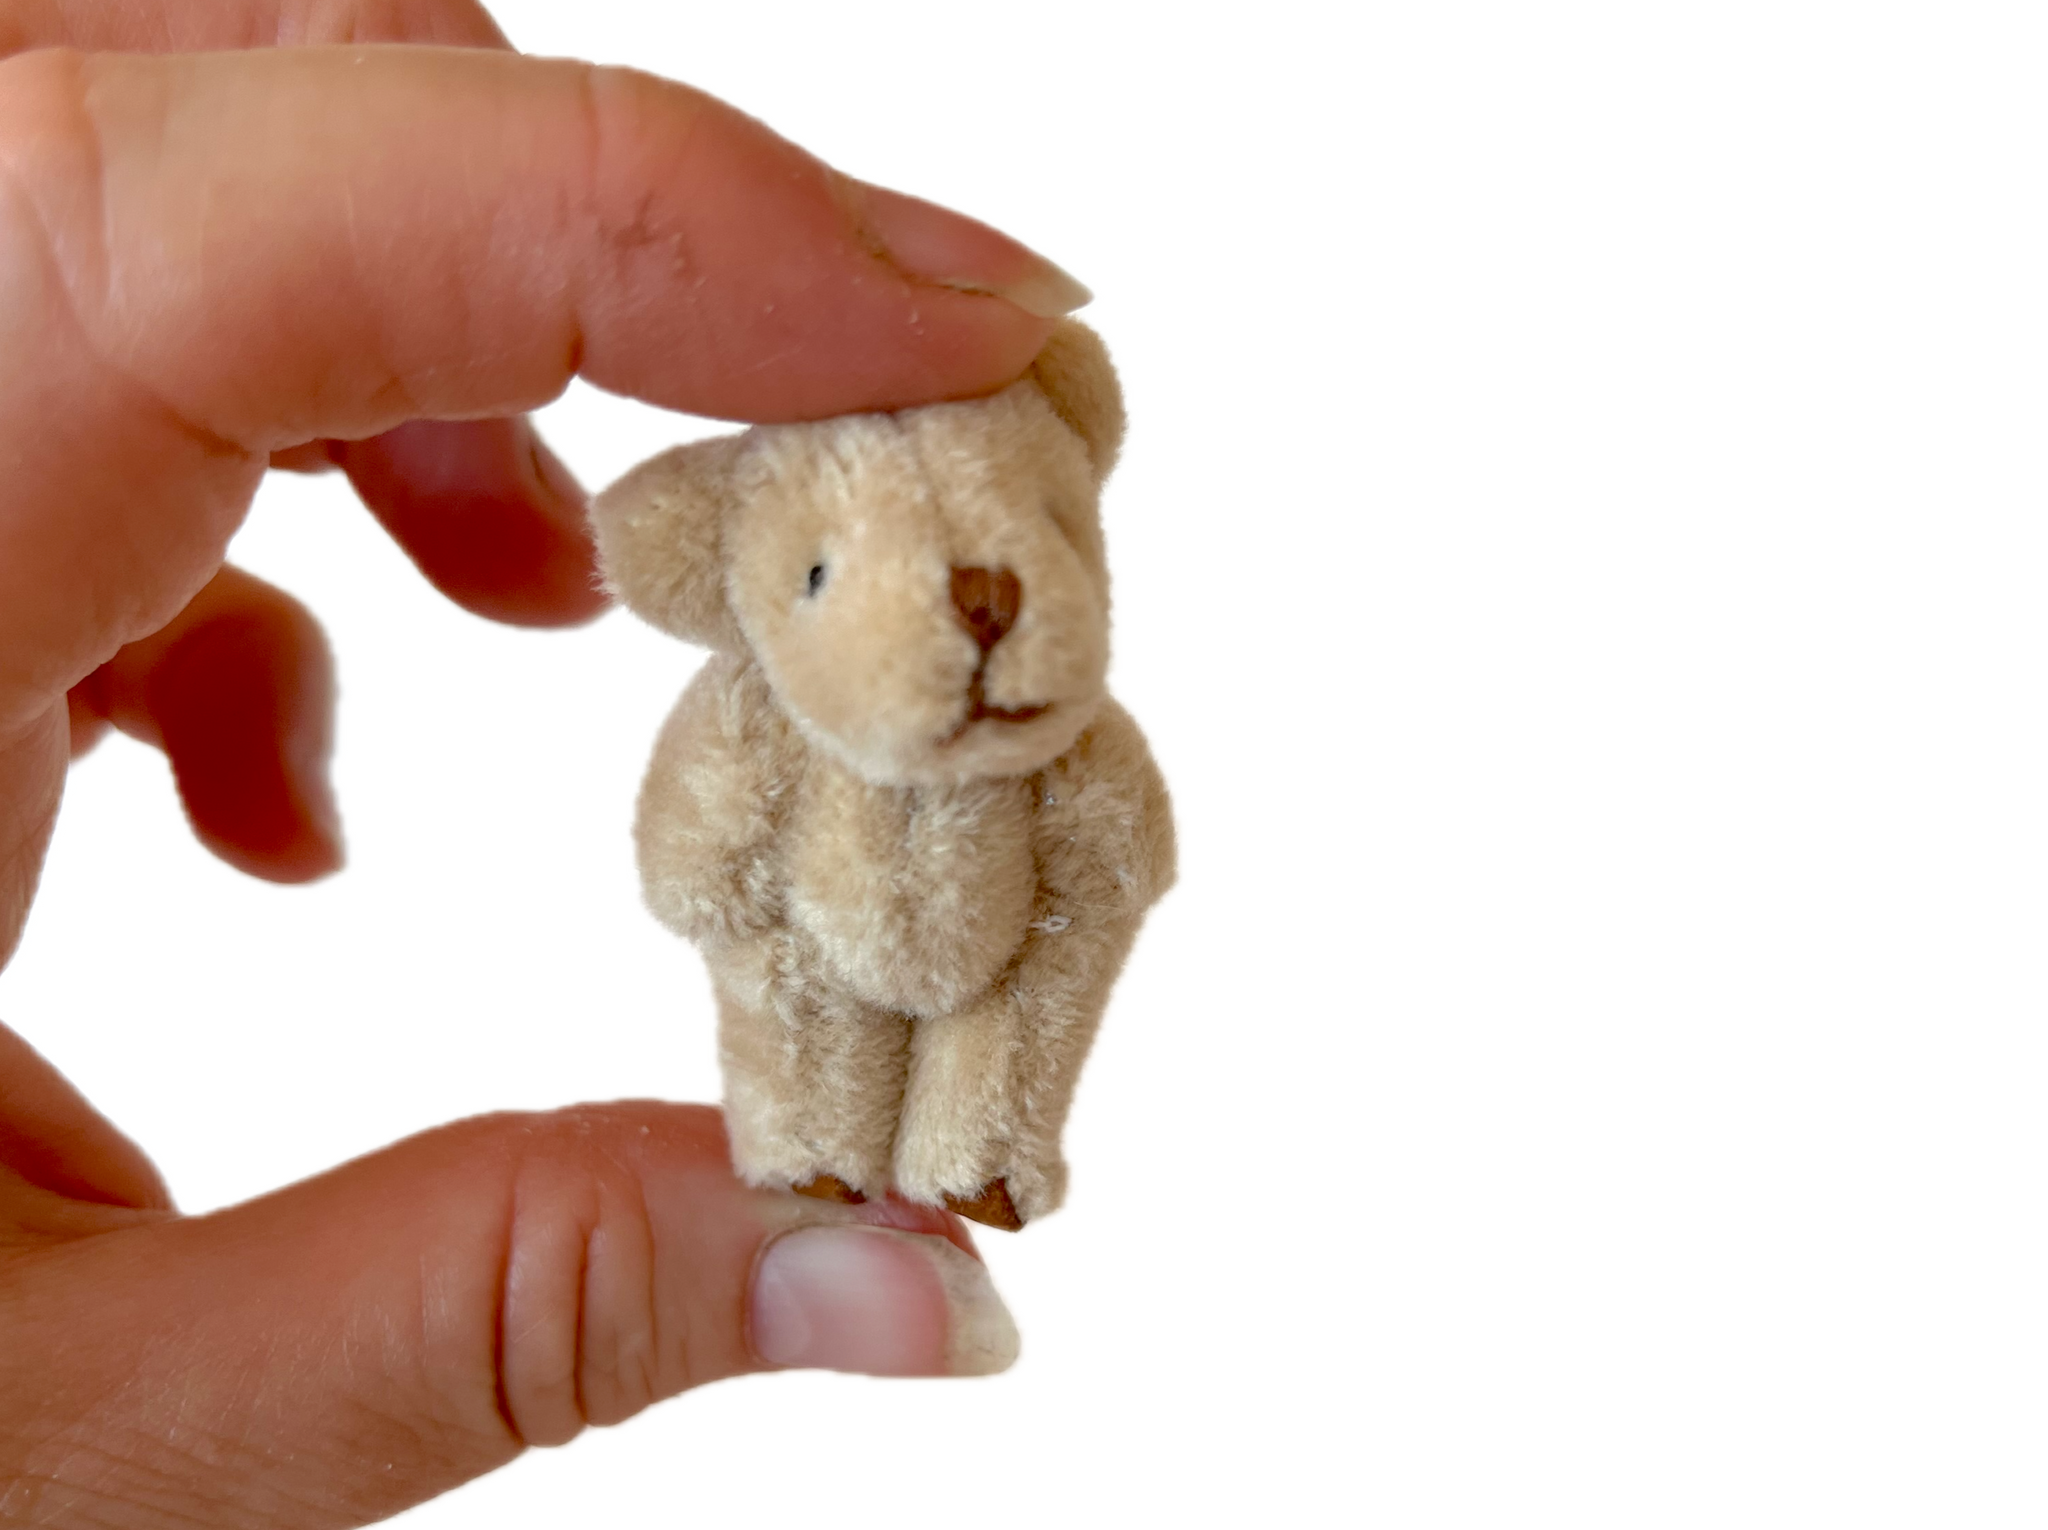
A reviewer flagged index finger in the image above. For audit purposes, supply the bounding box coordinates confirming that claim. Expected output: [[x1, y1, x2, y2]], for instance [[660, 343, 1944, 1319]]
[[0, 43, 1079, 719], [28, 46, 1074, 435]]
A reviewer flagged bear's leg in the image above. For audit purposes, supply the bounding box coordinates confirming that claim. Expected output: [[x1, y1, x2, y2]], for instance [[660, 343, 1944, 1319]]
[[895, 922, 1137, 1227], [710, 935, 910, 1201]]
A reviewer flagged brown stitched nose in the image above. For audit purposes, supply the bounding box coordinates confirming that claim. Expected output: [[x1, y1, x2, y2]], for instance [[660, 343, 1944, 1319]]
[[950, 566, 1022, 654]]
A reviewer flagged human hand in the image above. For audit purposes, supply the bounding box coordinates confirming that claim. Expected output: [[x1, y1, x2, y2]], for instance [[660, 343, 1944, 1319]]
[[0, 2, 1079, 1520]]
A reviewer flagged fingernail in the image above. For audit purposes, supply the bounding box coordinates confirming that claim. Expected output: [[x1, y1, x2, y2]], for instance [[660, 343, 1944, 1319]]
[[750, 1225, 1020, 1378], [848, 179, 1092, 319]]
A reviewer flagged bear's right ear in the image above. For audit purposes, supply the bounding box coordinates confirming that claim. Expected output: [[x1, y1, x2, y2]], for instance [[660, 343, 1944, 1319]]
[[590, 435, 750, 651], [1028, 319, 1126, 482]]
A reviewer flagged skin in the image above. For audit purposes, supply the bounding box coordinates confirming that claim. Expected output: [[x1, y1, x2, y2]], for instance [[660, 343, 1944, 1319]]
[[0, 1, 1070, 1522]]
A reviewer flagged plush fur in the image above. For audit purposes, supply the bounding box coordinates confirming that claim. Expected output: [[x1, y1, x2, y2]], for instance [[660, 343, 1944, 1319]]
[[592, 322, 1173, 1227]]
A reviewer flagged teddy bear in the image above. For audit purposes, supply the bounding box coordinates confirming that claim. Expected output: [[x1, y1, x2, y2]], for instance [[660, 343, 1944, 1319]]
[[589, 321, 1174, 1229]]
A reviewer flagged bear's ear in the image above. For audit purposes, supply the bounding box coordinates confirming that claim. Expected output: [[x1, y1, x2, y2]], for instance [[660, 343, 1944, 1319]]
[[589, 434, 750, 651], [1028, 319, 1126, 481]]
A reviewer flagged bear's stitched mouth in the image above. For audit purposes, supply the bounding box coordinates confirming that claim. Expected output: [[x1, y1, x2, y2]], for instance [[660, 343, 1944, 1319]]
[[940, 674, 1051, 746]]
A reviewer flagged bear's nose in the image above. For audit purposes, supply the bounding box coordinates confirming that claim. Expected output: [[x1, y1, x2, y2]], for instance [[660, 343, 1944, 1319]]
[[950, 566, 1022, 654]]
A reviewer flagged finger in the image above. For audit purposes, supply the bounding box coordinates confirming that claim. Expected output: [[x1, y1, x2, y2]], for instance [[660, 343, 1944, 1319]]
[[2, 1104, 1016, 1525], [62, 681, 109, 755], [281, 417, 606, 626], [0, 0, 510, 58], [0, 1020, 171, 1211], [22, 0, 611, 634], [332, 418, 608, 627], [267, 439, 337, 473], [77, 564, 342, 882], [0, 710, 66, 969], [38, 46, 1075, 436], [0, 44, 1074, 718]]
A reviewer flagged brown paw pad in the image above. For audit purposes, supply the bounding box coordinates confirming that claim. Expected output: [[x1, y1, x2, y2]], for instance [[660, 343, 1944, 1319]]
[[792, 1173, 866, 1205], [943, 1178, 1024, 1232]]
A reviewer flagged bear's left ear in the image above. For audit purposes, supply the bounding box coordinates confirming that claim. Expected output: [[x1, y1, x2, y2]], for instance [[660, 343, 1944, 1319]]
[[590, 434, 750, 652], [1028, 319, 1126, 482]]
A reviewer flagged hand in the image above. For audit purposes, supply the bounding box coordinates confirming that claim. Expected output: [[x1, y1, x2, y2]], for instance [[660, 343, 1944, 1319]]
[[0, 3, 1076, 1521]]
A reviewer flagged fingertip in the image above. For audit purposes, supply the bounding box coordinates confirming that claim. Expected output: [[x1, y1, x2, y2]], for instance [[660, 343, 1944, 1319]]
[[335, 419, 610, 628], [192, 778, 346, 884], [150, 600, 345, 884], [65, 676, 111, 757], [749, 1225, 1019, 1378], [848, 1190, 984, 1260], [565, 64, 1064, 420], [267, 440, 339, 474], [845, 177, 1093, 320]]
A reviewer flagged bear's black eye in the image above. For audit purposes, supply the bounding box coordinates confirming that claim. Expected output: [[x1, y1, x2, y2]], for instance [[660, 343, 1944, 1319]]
[[806, 563, 827, 597]]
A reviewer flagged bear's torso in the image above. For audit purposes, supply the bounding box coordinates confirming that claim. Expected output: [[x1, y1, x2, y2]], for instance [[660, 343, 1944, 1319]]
[[783, 752, 1038, 1018], [640, 655, 1170, 1024]]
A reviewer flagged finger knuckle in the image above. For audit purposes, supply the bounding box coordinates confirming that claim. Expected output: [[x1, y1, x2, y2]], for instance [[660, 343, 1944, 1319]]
[[493, 1110, 672, 1447]]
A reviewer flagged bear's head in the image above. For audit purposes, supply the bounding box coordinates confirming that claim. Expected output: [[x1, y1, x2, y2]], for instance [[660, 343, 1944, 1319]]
[[591, 321, 1125, 787]]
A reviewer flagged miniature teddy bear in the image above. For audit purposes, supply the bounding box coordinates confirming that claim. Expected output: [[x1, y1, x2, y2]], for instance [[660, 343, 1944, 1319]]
[[590, 321, 1174, 1229]]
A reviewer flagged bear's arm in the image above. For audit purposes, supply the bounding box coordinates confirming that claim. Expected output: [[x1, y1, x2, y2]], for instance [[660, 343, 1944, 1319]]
[[1030, 697, 1177, 931], [634, 653, 799, 947]]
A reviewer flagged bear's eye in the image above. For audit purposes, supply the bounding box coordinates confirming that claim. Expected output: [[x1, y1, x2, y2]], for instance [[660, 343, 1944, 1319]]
[[806, 563, 827, 597]]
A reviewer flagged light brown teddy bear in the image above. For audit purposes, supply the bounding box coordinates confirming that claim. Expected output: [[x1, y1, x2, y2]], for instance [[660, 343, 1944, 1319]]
[[590, 322, 1174, 1229]]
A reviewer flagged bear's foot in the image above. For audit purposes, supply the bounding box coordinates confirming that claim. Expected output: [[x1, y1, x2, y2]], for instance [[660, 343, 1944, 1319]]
[[792, 1173, 866, 1205], [943, 1178, 1024, 1232]]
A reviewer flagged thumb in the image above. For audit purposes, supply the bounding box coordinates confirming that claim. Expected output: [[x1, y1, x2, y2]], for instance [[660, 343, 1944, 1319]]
[[3, 1103, 1017, 1527]]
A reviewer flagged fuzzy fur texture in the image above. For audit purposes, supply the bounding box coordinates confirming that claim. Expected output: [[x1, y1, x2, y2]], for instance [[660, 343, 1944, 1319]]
[[592, 322, 1173, 1225]]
